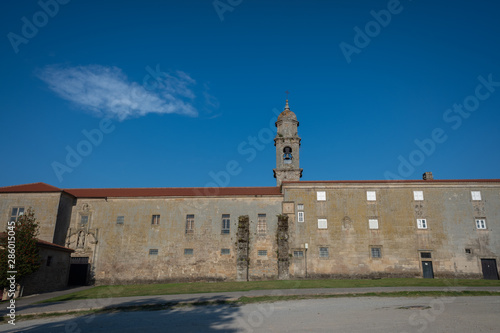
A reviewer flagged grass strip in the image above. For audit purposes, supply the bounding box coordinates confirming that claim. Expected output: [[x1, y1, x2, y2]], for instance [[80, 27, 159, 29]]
[[39, 278, 500, 303]]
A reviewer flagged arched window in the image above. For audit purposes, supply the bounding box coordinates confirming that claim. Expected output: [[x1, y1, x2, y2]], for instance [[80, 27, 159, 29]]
[[283, 146, 292, 164]]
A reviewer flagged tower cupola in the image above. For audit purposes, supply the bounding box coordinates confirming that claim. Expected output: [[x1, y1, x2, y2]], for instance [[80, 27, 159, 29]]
[[273, 100, 302, 186]]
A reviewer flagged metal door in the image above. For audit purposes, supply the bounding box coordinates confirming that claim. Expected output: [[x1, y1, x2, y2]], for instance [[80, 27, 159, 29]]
[[422, 261, 434, 279], [481, 259, 499, 280]]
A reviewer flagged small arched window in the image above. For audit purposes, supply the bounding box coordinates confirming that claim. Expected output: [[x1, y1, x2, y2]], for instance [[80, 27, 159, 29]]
[[283, 146, 292, 164]]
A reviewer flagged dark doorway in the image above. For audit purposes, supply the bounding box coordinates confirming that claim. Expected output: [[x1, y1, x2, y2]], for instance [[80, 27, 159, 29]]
[[422, 261, 434, 279], [481, 259, 499, 280], [68, 264, 89, 285], [68, 257, 90, 285]]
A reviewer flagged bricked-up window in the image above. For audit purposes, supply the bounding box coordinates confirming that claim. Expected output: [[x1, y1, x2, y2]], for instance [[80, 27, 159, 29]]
[[221, 248, 230, 255], [116, 216, 124, 224], [471, 191, 482, 201], [420, 252, 431, 259], [371, 247, 382, 258], [151, 215, 160, 225], [417, 219, 427, 229], [319, 247, 329, 258], [293, 251, 304, 257], [475, 218, 487, 229], [369, 219, 379, 229], [149, 249, 158, 255], [186, 214, 194, 233], [317, 191, 326, 201], [367, 191, 376, 201], [318, 219, 327, 229], [257, 214, 267, 234], [258, 250, 267, 256], [184, 248, 194, 255], [221, 214, 230, 234], [413, 191, 424, 201], [10, 207, 25, 222], [80, 215, 89, 226]]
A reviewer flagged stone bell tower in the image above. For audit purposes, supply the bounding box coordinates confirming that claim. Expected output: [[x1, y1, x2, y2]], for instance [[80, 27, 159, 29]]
[[273, 100, 302, 186]]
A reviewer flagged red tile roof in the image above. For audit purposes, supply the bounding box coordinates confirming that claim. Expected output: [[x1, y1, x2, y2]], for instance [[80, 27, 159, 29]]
[[283, 179, 500, 184], [0, 233, 74, 253], [0, 182, 62, 193], [64, 186, 282, 198], [36, 238, 74, 253]]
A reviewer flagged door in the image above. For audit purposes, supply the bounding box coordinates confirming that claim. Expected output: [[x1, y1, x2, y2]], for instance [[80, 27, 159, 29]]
[[481, 259, 499, 280], [422, 261, 434, 279], [68, 264, 89, 285]]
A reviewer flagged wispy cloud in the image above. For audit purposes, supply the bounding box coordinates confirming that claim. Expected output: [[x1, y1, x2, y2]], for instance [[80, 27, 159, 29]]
[[36, 64, 209, 120]]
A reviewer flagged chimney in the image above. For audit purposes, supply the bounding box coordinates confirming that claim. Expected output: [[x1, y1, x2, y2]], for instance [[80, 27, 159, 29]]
[[423, 172, 434, 180]]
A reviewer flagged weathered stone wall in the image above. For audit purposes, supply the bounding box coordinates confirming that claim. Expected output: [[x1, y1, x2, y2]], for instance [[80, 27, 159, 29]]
[[21, 246, 72, 296], [67, 196, 282, 284], [0, 192, 63, 244], [236, 215, 249, 281], [283, 182, 500, 279], [277, 214, 289, 279]]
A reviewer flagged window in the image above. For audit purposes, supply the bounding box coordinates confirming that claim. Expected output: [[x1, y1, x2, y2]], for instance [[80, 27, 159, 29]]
[[46, 256, 52, 266], [371, 247, 381, 258], [317, 191, 326, 201], [9, 207, 25, 222], [257, 214, 267, 234], [298, 211, 305, 223], [413, 191, 424, 201], [221, 214, 230, 234], [293, 251, 304, 258], [151, 215, 160, 225], [420, 252, 431, 259], [319, 247, 329, 258], [369, 219, 379, 230], [471, 191, 482, 201], [116, 216, 124, 224], [367, 191, 376, 201], [258, 250, 267, 256], [417, 219, 427, 229], [297, 204, 304, 222], [475, 219, 486, 229], [318, 219, 327, 229], [149, 249, 158, 255], [186, 214, 194, 233], [80, 215, 89, 226], [465, 248, 472, 254], [221, 248, 230, 255], [184, 248, 193, 255]]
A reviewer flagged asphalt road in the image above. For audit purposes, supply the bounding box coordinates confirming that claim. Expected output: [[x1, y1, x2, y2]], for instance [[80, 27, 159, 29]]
[[2, 296, 499, 332]]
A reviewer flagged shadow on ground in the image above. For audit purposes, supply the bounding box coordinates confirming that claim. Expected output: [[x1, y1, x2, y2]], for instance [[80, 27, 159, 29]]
[[5, 296, 249, 333]]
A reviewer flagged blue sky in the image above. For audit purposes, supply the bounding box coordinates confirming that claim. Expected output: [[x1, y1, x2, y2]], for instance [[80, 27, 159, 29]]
[[1, 0, 499, 189]]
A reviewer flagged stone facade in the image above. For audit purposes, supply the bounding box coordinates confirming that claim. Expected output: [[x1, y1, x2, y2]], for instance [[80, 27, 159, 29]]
[[1, 101, 499, 285], [283, 181, 500, 279], [21, 240, 74, 296]]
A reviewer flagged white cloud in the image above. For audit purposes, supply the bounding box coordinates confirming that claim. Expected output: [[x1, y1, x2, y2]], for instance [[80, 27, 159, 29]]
[[37, 64, 201, 120]]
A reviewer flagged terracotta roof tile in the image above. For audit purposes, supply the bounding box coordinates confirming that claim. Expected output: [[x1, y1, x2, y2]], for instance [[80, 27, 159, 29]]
[[0, 182, 62, 193], [283, 179, 500, 184], [64, 186, 282, 198], [0, 232, 74, 253]]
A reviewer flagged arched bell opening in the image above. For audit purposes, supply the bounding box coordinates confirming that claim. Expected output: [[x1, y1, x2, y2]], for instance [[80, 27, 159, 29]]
[[283, 146, 293, 164]]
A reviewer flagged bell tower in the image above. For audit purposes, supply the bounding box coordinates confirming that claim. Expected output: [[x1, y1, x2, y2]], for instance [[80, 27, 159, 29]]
[[273, 100, 302, 186]]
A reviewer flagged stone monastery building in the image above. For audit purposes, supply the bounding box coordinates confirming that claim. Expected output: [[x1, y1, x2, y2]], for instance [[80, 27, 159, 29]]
[[1, 101, 499, 285]]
